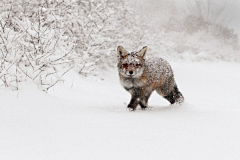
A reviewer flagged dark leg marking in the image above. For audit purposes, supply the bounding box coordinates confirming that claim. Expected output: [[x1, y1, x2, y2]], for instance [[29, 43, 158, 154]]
[[139, 93, 152, 109], [164, 86, 184, 104], [127, 96, 140, 110]]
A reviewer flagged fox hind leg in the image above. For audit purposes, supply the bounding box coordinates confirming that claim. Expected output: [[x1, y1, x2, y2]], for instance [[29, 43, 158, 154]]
[[164, 85, 184, 104]]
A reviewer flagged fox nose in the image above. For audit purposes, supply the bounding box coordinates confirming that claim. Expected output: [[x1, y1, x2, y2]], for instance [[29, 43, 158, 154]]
[[129, 71, 133, 75]]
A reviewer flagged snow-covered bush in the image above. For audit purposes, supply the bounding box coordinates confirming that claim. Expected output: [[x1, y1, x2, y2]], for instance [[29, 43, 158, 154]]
[[0, 0, 151, 89], [61, 0, 150, 75], [0, 0, 74, 90]]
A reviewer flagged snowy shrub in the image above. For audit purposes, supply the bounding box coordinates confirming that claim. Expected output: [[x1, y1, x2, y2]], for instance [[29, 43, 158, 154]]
[[0, 0, 150, 89], [0, 0, 74, 90], [64, 0, 150, 75]]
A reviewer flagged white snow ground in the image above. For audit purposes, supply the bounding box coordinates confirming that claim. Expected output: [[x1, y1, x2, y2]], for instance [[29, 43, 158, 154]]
[[1, 62, 240, 160]]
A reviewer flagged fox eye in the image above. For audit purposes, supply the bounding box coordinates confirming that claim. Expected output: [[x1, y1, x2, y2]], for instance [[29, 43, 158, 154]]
[[122, 63, 128, 69]]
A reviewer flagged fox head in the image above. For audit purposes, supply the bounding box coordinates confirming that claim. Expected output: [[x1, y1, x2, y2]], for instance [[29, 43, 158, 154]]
[[117, 46, 147, 78]]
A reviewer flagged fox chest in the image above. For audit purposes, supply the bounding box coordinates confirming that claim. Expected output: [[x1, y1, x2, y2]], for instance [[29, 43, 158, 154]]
[[119, 76, 148, 90], [120, 76, 149, 94]]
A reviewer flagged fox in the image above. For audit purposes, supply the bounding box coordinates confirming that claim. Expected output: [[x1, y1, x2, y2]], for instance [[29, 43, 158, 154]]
[[117, 46, 184, 110]]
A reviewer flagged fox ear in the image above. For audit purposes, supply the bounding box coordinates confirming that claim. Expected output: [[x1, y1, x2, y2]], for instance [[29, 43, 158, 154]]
[[117, 46, 128, 58], [138, 46, 147, 58]]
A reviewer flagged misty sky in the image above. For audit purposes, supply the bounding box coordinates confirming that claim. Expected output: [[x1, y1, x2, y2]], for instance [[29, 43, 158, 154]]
[[132, 0, 240, 35], [178, 0, 240, 35]]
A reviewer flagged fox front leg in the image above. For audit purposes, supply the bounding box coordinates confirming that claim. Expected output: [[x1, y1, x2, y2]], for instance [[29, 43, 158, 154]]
[[139, 92, 152, 109], [139, 89, 152, 109], [127, 95, 140, 111]]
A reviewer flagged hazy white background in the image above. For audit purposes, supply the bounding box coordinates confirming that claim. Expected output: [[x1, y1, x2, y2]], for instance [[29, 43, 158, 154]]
[[131, 0, 240, 35]]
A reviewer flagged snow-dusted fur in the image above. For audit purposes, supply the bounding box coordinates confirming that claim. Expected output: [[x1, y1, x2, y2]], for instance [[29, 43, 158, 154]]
[[117, 46, 184, 110]]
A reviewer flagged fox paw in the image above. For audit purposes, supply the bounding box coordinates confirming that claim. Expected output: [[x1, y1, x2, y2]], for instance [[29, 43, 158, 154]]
[[139, 102, 148, 110], [140, 106, 148, 110], [175, 97, 184, 105], [127, 107, 135, 111], [127, 104, 138, 111]]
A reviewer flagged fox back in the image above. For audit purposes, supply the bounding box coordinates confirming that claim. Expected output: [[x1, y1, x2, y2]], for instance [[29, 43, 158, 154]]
[[117, 46, 184, 110]]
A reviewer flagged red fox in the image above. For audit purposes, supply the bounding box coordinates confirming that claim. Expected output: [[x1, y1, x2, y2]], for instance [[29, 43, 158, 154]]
[[117, 46, 184, 110]]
